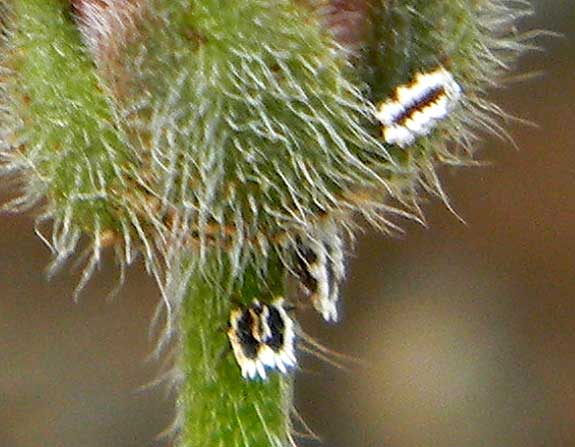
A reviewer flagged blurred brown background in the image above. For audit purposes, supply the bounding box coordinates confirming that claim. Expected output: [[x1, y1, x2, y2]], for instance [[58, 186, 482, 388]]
[[1, 2, 573, 446]]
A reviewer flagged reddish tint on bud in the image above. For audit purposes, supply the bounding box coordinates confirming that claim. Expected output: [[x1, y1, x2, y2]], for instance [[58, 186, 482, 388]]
[[69, 0, 146, 99], [323, 0, 370, 49], [69, 0, 143, 54]]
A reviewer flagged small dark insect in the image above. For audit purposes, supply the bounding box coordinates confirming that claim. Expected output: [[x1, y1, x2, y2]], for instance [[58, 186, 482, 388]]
[[227, 297, 297, 380], [291, 228, 345, 322]]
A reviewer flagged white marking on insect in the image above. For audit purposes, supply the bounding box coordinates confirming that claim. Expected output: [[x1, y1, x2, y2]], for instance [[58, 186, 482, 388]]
[[259, 298, 297, 373], [375, 67, 462, 148]]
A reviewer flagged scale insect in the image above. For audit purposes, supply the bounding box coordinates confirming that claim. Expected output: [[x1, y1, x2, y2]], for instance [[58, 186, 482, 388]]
[[375, 66, 462, 148], [291, 227, 345, 323], [227, 297, 297, 380]]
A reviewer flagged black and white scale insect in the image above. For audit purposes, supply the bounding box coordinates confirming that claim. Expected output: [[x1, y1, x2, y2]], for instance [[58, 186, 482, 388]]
[[375, 66, 462, 148], [290, 224, 345, 323], [227, 297, 297, 380]]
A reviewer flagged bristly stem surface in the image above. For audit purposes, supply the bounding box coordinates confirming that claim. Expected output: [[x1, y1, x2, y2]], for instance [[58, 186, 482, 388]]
[[179, 256, 293, 447]]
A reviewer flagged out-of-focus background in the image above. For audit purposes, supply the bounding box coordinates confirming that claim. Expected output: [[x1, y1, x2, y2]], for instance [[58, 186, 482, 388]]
[[1, 2, 573, 446]]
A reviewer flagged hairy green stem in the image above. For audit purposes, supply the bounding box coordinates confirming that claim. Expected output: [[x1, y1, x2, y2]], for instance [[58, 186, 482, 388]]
[[179, 257, 292, 447], [7, 0, 129, 253]]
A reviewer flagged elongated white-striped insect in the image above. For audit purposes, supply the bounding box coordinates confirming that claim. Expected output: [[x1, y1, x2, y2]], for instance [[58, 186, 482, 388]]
[[227, 297, 297, 380], [375, 67, 462, 148], [291, 226, 345, 322]]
